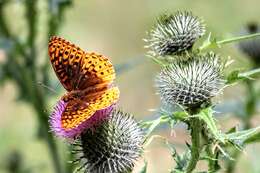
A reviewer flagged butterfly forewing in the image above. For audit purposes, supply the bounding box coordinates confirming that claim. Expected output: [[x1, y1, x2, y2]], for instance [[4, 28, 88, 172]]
[[48, 36, 115, 91]]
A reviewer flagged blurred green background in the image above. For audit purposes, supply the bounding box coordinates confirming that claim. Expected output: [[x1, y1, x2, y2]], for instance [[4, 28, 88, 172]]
[[1, 0, 260, 173]]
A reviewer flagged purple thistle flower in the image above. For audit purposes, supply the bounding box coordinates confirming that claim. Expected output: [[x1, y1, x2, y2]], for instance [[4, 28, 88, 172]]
[[49, 99, 114, 139]]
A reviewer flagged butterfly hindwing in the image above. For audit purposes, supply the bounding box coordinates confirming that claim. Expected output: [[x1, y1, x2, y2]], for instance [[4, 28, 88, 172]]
[[61, 87, 120, 129]]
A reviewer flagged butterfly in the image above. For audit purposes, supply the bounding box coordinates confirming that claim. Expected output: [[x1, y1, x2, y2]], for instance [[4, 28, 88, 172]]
[[48, 36, 119, 130]]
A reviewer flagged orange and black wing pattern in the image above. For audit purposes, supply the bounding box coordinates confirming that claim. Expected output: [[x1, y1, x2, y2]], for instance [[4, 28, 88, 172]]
[[49, 36, 120, 135], [61, 87, 120, 129], [48, 36, 115, 91]]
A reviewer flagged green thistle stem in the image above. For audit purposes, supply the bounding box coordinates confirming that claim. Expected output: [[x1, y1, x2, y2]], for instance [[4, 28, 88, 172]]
[[202, 132, 220, 172], [186, 118, 201, 173], [206, 145, 216, 172], [199, 33, 260, 51], [239, 68, 260, 79], [218, 33, 260, 45]]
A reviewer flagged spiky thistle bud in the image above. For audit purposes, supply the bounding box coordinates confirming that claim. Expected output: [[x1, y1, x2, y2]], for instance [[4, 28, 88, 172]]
[[72, 109, 144, 173], [156, 53, 224, 109], [238, 22, 260, 66], [145, 11, 205, 56]]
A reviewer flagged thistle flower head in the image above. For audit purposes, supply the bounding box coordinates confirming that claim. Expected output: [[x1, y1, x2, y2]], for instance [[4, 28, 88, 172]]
[[238, 22, 260, 65], [49, 99, 113, 139], [145, 11, 205, 56], [72, 109, 144, 173], [156, 53, 224, 109]]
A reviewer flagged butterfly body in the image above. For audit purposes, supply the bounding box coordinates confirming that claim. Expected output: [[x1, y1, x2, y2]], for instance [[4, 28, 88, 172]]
[[49, 36, 119, 131]]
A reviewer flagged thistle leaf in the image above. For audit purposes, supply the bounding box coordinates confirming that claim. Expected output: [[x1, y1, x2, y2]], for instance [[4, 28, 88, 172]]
[[244, 132, 260, 144], [195, 107, 225, 143], [226, 126, 260, 145], [166, 142, 189, 173], [141, 115, 170, 139]]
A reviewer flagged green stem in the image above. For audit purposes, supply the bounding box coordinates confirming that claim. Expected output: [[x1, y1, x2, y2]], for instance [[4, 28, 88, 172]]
[[0, 1, 10, 37], [0, 2, 28, 58], [206, 145, 215, 171], [206, 144, 220, 172], [218, 33, 260, 45], [186, 118, 201, 173], [201, 127, 220, 172], [25, 0, 37, 76], [199, 33, 260, 51], [238, 68, 260, 79], [244, 80, 256, 128]]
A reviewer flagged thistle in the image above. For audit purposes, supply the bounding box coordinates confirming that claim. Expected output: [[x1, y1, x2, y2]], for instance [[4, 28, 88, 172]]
[[238, 22, 260, 66], [156, 53, 224, 109], [145, 11, 205, 56], [49, 99, 114, 139], [72, 109, 144, 173]]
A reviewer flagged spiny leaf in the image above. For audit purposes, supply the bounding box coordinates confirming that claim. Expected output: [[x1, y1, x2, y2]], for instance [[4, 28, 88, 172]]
[[141, 115, 170, 141], [226, 126, 237, 134], [244, 132, 260, 144], [226, 126, 260, 145], [195, 107, 225, 143], [166, 142, 190, 172]]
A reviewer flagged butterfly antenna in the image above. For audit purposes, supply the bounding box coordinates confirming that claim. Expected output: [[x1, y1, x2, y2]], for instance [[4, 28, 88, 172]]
[[37, 82, 58, 94]]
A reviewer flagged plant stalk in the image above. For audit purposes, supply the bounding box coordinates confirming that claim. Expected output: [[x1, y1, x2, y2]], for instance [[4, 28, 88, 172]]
[[186, 118, 201, 173], [199, 33, 260, 51]]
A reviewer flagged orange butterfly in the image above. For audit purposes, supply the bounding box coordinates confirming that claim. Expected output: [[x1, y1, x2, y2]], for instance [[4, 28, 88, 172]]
[[49, 36, 119, 131]]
